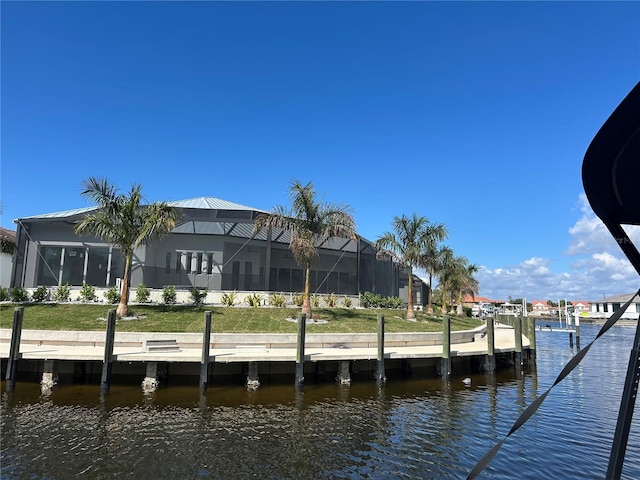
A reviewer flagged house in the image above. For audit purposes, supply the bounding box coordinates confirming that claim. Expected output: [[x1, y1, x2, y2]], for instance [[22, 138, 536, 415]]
[[531, 300, 553, 316], [10, 196, 424, 305], [589, 293, 640, 320], [571, 300, 590, 315]]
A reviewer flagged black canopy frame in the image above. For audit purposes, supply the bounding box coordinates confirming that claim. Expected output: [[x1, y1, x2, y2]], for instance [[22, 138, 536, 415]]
[[582, 81, 640, 480]]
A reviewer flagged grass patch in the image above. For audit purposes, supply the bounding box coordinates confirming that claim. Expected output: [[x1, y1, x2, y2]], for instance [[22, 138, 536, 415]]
[[0, 303, 482, 334]]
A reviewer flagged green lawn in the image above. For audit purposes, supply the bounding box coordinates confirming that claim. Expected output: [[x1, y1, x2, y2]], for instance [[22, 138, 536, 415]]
[[0, 303, 481, 334]]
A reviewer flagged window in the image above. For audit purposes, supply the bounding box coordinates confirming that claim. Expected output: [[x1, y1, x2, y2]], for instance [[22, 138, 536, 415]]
[[37, 246, 62, 286], [176, 252, 182, 273], [165, 253, 171, 273], [197, 253, 203, 274], [86, 247, 109, 287], [186, 252, 193, 274], [207, 253, 214, 274], [62, 247, 85, 285]]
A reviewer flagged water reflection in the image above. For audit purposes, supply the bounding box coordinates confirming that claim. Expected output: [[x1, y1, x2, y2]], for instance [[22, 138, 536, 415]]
[[2, 325, 640, 479]]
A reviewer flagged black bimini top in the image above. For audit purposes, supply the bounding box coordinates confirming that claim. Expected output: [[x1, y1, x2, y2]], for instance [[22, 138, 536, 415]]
[[582, 81, 640, 274], [582, 82, 640, 227]]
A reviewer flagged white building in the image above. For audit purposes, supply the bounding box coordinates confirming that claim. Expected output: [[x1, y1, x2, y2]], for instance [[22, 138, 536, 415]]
[[589, 293, 640, 320]]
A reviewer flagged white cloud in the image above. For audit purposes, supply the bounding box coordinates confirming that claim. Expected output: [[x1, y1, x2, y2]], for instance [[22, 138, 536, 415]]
[[478, 194, 640, 301]]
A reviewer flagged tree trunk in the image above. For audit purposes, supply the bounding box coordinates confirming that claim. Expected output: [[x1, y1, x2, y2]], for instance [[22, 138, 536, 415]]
[[302, 262, 312, 319], [427, 272, 433, 313], [442, 289, 447, 315], [117, 252, 132, 317], [406, 268, 415, 320]]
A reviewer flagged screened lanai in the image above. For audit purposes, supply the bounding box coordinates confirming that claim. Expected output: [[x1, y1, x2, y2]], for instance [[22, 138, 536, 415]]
[[12, 197, 406, 299]]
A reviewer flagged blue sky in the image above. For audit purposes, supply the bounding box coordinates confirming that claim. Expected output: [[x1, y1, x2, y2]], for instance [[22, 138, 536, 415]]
[[2, 1, 639, 301]]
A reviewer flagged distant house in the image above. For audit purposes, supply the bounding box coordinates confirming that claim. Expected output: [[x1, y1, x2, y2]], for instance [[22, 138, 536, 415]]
[[531, 300, 552, 315], [571, 300, 590, 315], [462, 294, 502, 307], [589, 293, 640, 319]]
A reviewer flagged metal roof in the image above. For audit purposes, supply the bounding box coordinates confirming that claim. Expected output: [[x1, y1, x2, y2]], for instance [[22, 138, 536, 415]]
[[168, 197, 265, 212], [15, 196, 264, 224], [592, 293, 640, 304], [16, 206, 98, 222]]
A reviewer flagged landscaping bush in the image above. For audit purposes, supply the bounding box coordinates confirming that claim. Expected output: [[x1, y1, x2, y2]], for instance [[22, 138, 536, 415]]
[[325, 293, 338, 307], [190, 287, 207, 305], [311, 294, 320, 308], [221, 291, 237, 307], [0, 287, 8, 302], [360, 291, 404, 309], [31, 286, 50, 303], [52, 284, 71, 302], [342, 296, 353, 308], [79, 283, 95, 302], [162, 286, 177, 305], [104, 286, 119, 304], [269, 293, 286, 307], [293, 293, 304, 307], [136, 283, 151, 303], [10, 287, 29, 302], [245, 293, 262, 308]]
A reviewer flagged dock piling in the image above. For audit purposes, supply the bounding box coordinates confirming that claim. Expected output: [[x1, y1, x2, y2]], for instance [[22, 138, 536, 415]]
[[485, 315, 496, 374], [100, 309, 116, 394], [41, 359, 58, 395], [441, 316, 451, 379], [199, 311, 212, 394], [336, 361, 351, 385], [376, 314, 386, 386], [5, 307, 24, 391], [246, 362, 260, 390], [514, 315, 523, 369], [142, 362, 159, 393], [295, 313, 306, 390]]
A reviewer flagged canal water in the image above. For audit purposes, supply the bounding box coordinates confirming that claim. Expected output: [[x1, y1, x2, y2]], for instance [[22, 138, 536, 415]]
[[2, 323, 640, 479]]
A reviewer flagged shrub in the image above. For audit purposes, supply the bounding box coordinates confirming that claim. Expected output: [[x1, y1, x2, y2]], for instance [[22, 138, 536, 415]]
[[245, 293, 262, 308], [360, 291, 404, 309], [311, 294, 320, 308], [325, 293, 338, 307], [293, 293, 304, 307], [104, 286, 120, 304], [79, 283, 96, 302], [10, 287, 29, 302], [221, 291, 237, 307], [190, 287, 207, 305], [136, 283, 151, 303], [52, 283, 71, 302], [31, 285, 50, 303], [463, 306, 472, 317], [162, 286, 177, 305], [0, 287, 8, 302], [269, 293, 286, 307], [342, 296, 353, 308]]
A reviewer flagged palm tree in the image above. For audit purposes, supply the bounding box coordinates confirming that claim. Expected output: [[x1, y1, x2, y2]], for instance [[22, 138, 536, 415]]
[[376, 213, 441, 320], [436, 246, 455, 314], [253, 179, 356, 319], [451, 261, 479, 315], [75, 177, 178, 317], [440, 254, 478, 315], [420, 227, 448, 313]]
